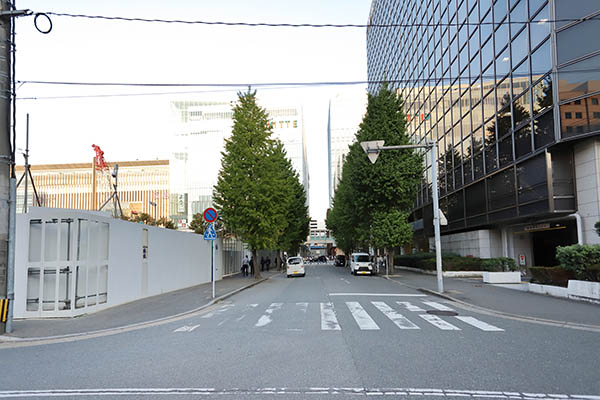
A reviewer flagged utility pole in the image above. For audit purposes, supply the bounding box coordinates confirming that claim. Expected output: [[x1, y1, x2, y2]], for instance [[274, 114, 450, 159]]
[[0, 0, 13, 334]]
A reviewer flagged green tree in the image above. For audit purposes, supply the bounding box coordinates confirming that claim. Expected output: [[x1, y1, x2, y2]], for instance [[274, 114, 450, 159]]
[[272, 141, 310, 264], [213, 90, 289, 279], [371, 210, 414, 273], [328, 83, 422, 264], [189, 213, 207, 234]]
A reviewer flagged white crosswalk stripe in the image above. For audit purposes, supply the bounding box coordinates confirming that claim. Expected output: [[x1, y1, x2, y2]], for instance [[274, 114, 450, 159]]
[[422, 301, 455, 311], [346, 301, 380, 330], [320, 302, 341, 331], [255, 303, 283, 327], [396, 301, 426, 312], [196, 300, 503, 333], [419, 314, 461, 330], [455, 316, 504, 331], [372, 301, 420, 329]]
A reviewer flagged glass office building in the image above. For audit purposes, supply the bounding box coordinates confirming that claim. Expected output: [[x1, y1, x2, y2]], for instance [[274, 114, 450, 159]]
[[367, 0, 600, 266]]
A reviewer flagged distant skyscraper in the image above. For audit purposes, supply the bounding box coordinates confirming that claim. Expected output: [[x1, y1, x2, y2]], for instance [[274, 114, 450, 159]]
[[327, 90, 367, 207], [170, 97, 309, 226]]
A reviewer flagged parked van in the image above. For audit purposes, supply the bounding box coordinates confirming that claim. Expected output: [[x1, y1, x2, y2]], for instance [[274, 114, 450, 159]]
[[349, 253, 374, 275]]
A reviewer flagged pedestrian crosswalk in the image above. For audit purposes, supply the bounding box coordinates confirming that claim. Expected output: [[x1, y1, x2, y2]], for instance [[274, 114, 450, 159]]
[[177, 299, 504, 334]]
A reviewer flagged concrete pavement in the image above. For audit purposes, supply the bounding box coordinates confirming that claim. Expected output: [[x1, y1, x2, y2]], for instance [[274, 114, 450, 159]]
[[386, 269, 600, 328], [1, 269, 282, 340]]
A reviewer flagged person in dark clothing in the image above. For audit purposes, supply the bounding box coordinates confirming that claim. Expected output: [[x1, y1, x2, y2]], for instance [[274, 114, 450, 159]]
[[242, 255, 249, 277], [266, 257, 271, 271], [250, 257, 255, 276], [260, 256, 265, 271]]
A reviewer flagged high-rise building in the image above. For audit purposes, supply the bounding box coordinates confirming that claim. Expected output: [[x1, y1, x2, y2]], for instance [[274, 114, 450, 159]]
[[170, 98, 309, 226], [327, 90, 368, 207], [367, 0, 600, 266]]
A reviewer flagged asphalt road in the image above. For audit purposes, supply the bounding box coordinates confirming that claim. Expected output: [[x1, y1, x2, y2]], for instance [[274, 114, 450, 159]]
[[0, 263, 599, 399]]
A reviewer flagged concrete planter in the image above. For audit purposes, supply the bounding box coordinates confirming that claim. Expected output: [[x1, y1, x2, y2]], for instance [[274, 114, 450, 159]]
[[567, 280, 600, 303], [482, 271, 521, 284], [528, 283, 569, 298]]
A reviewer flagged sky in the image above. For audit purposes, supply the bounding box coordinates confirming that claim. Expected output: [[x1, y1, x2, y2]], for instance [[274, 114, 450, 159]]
[[14, 0, 372, 222]]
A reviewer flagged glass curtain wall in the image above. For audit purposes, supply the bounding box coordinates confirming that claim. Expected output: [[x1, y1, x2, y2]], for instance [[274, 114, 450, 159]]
[[366, 0, 588, 233]]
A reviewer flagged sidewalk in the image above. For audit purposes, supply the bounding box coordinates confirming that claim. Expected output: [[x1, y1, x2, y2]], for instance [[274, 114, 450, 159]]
[[386, 269, 600, 328], [2, 270, 281, 340]]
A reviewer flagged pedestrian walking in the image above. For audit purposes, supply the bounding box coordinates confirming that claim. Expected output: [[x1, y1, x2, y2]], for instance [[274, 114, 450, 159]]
[[242, 255, 249, 277], [250, 256, 255, 276], [260, 256, 265, 272], [266, 257, 271, 271]]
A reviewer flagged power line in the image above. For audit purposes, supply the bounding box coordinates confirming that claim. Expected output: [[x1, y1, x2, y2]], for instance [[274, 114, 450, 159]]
[[16, 66, 598, 93], [34, 11, 600, 29]]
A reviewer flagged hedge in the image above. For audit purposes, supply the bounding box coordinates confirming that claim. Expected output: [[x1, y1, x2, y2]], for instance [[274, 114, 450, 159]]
[[555, 245, 600, 281], [529, 266, 575, 287], [395, 253, 515, 272]]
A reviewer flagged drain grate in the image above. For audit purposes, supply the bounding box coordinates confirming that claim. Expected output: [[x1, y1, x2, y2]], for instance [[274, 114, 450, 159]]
[[426, 310, 458, 316]]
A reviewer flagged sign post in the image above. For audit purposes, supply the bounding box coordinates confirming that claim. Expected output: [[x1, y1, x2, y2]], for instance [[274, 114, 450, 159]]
[[203, 208, 218, 298]]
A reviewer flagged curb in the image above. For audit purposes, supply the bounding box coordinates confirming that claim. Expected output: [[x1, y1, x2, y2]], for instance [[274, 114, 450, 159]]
[[0, 273, 278, 344], [382, 275, 600, 333]]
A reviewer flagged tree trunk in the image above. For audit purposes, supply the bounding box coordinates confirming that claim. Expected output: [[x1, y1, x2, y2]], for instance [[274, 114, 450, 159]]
[[276, 250, 281, 271], [388, 248, 395, 277], [253, 249, 261, 279]]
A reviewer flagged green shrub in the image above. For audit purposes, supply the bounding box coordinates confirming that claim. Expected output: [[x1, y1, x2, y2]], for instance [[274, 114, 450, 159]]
[[581, 264, 600, 282], [529, 266, 575, 287], [481, 257, 518, 272], [555, 244, 600, 279]]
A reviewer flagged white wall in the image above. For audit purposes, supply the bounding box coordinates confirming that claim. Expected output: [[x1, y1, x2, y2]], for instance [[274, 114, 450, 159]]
[[14, 208, 220, 318], [574, 138, 600, 245], [430, 229, 503, 258]]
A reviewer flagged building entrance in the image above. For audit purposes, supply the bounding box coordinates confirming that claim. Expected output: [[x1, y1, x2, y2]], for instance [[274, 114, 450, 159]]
[[531, 220, 577, 266]]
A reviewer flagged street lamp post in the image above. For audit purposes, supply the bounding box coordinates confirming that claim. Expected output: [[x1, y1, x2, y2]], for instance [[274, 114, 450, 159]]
[[149, 200, 157, 222], [360, 140, 444, 293]]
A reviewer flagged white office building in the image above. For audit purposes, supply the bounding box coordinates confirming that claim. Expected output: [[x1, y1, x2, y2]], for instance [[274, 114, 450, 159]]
[[170, 97, 309, 227], [327, 90, 367, 207]]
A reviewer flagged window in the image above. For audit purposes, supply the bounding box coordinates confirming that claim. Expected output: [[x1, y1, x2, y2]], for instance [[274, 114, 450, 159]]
[[575, 112, 582, 119], [574, 100, 581, 105], [565, 112, 572, 119], [594, 112, 600, 119], [592, 98, 599, 105]]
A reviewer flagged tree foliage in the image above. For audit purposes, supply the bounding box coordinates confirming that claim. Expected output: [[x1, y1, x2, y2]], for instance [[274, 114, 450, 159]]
[[327, 83, 423, 256], [213, 90, 309, 277]]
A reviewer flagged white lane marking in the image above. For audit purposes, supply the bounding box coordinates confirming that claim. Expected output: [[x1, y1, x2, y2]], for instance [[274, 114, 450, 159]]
[[346, 302, 380, 330], [329, 293, 427, 297], [372, 302, 420, 330], [419, 314, 461, 330], [422, 301, 455, 311], [200, 303, 235, 319], [340, 278, 351, 285], [173, 324, 200, 333], [455, 316, 504, 332], [255, 303, 283, 327], [396, 301, 426, 312], [320, 302, 341, 331], [0, 388, 595, 399], [296, 302, 309, 313]]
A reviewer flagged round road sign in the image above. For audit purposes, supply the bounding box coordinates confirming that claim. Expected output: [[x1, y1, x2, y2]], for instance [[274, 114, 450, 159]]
[[203, 207, 218, 223]]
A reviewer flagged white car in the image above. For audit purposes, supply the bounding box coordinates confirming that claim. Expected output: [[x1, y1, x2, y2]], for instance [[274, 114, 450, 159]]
[[349, 253, 374, 275], [286, 256, 305, 278]]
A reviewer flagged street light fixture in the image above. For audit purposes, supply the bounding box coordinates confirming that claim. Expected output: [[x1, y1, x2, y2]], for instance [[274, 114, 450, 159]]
[[360, 140, 445, 293], [149, 200, 157, 221]]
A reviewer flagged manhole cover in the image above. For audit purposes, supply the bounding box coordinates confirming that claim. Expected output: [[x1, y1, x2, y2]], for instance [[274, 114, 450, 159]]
[[426, 310, 458, 316]]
